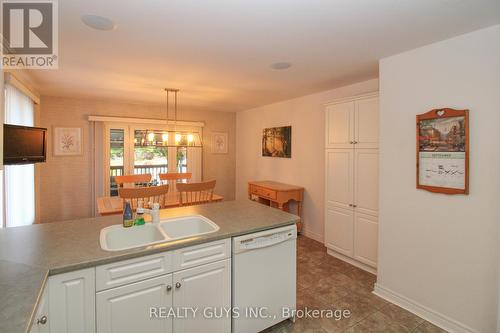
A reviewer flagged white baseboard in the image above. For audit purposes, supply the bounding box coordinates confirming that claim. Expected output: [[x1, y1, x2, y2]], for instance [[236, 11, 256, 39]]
[[373, 283, 479, 333], [300, 228, 323, 243], [326, 249, 377, 275]]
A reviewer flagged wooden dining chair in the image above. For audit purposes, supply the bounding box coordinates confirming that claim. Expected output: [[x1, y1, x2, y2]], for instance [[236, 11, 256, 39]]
[[119, 184, 170, 210], [159, 172, 192, 193], [115, 174, 152, 188], [176, 180, 216, 206]]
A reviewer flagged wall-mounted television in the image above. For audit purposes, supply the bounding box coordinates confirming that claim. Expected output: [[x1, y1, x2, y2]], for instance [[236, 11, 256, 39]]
[[3, 124, 47, 165]]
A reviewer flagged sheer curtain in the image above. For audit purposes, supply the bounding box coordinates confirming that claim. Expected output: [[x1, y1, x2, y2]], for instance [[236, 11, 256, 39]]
[[2, 84, 35, 227]]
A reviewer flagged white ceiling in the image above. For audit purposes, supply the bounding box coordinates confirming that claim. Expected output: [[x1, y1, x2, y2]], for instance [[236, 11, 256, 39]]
[[29, 0, 500, 112]]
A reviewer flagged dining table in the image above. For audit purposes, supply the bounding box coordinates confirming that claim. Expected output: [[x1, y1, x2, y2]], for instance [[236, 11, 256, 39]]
[[96, 192, 224, 216]]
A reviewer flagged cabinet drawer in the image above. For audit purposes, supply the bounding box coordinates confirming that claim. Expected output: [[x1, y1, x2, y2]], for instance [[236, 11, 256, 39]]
[[250, 185, 277, 200], [96, 252, 173, 291], [173, 239, 230, 271]]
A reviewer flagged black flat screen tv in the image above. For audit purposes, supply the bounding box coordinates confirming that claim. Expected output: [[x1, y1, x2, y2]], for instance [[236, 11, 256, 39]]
[[3, 124, 47, 165]]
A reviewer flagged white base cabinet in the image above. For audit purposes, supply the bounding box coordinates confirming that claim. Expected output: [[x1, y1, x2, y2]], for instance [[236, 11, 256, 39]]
[[173, 259, 231, 333], [48, 268, 95, 333], [30, 285, 50, 333], [96, 274, 173, 333], [35, 239, 231, 333]]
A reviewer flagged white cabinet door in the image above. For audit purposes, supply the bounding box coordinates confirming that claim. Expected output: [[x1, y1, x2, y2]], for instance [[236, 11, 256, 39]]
[[49, 268, 95, 333], [324, 206, 354, 257], [354, 149, 379, 217], [173, 259, 231, 333], [30, 286, 50, 333], [326, 149, 354, 210], [355, 97, 379, 149], [96, 274, 173, 333], [326, 102, 355, 148], [354, 212, 378, 268]]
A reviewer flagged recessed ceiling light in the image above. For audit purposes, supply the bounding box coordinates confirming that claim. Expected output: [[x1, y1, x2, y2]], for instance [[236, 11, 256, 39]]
[[81, 14, 116, 31], [271, 62, 292, 70]]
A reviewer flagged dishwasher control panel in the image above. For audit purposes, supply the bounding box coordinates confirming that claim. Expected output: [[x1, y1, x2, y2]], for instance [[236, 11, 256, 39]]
[[233, 225, 297, 253]]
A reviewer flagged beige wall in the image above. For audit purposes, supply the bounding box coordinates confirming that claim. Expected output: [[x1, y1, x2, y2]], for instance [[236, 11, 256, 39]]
[[235, 79, 379, 242], [377, 25, 500, 333], [39, 96, 235, 223]]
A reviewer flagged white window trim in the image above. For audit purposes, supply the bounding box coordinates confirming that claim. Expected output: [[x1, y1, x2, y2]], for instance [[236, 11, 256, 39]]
[[4, 72, 40, 105]]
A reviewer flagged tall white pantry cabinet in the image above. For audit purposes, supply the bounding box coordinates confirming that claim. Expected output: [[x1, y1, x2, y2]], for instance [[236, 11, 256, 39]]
[[324, 92, 379, 274]]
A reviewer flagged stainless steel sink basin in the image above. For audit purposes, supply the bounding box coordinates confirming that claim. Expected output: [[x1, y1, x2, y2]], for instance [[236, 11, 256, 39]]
[[158, 215, 219, 240], [99, 215, 219, 251]]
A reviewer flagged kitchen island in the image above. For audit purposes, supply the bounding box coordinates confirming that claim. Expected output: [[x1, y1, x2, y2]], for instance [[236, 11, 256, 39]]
[[0, 200, 299, 333]]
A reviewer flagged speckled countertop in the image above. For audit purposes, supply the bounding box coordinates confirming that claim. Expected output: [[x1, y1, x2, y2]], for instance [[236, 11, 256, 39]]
[[0, 200, 299, 333]]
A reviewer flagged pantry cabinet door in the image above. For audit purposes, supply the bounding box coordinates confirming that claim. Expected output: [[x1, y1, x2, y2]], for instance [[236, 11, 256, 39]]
[[326, 149, 354, 210], [354, 149, 379, 216], [354, 212, 378, 268], [326, 101, 355, 148], [49, 268, 95, 333], [173, 259, 231, 333], [354, 97, 379, 149], [324, 206, 354, 257], [96, 274, 173, 333]]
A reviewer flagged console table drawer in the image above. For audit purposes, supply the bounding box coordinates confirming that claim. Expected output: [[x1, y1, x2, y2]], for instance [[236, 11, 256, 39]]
[[250, 185, 277, 200]]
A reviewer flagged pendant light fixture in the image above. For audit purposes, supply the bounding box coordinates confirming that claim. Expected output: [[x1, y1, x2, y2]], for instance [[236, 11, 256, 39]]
[[135, 89, 203, 148]]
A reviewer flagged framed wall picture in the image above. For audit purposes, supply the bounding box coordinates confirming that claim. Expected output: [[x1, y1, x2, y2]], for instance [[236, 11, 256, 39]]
[[416, 108, 469, 194], [211, 132, 228, 154], [262, 126, 292, 158], [53, 127, 83, 156]]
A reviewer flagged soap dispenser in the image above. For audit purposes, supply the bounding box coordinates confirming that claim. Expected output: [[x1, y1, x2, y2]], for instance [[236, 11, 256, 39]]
[[123, 202, 133, 228], [134, 200, 146, 226]]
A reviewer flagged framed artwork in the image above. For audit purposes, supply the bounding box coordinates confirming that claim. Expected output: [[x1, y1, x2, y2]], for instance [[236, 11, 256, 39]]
[[262, 126, 291, 158], [416, 108, 469, 194], [211, 132, 228, 154], [53, 127, 83, 156]]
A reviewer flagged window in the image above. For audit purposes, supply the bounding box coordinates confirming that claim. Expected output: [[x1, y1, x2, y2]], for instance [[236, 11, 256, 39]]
[[1, 84, 35, 227], [176, 147, 187, 173], [102, 124, 202, 196], [109, 129, 124, 196], [133, 130, 168, 184]]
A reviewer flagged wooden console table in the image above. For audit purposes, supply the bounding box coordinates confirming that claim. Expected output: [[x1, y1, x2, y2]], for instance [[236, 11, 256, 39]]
[[248, 181, 304, 232]]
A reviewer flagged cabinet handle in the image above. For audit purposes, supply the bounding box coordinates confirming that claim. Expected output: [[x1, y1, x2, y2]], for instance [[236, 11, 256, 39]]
[[349, 141, 354, 144], [353, 141, 358, 144], [348, 204, 353, 207], [175, 282, 182, 289], [166, 285, 172, 292], [353, 204, 357, 208], [37, 316, 47, 325]]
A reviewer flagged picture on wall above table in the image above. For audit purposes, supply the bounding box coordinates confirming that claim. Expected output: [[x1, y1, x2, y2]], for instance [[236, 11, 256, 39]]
[[262, 126, 292, 158], [211, 132, 228, 154], [53, 127, 82, 156], [416, 108, 469, 194]]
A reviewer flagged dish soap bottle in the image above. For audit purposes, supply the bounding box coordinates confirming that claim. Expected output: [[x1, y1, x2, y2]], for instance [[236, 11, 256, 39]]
[[123, 202, 134, 228], [134, 200, 146, 226]]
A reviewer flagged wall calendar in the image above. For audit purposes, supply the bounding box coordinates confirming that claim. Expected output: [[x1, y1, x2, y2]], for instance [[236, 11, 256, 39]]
[[416, 108, 469, 195]]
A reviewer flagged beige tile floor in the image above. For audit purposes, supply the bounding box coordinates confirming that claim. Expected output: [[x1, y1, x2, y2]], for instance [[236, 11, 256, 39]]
[[262, 235, 448, 333]]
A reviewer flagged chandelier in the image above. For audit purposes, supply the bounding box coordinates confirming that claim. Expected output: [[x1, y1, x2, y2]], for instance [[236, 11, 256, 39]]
[[135, 89, 203, 148]]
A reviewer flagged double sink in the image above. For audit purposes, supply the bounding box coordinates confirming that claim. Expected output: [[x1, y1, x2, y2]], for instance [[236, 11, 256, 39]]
[[100, 215, 220, 251]]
